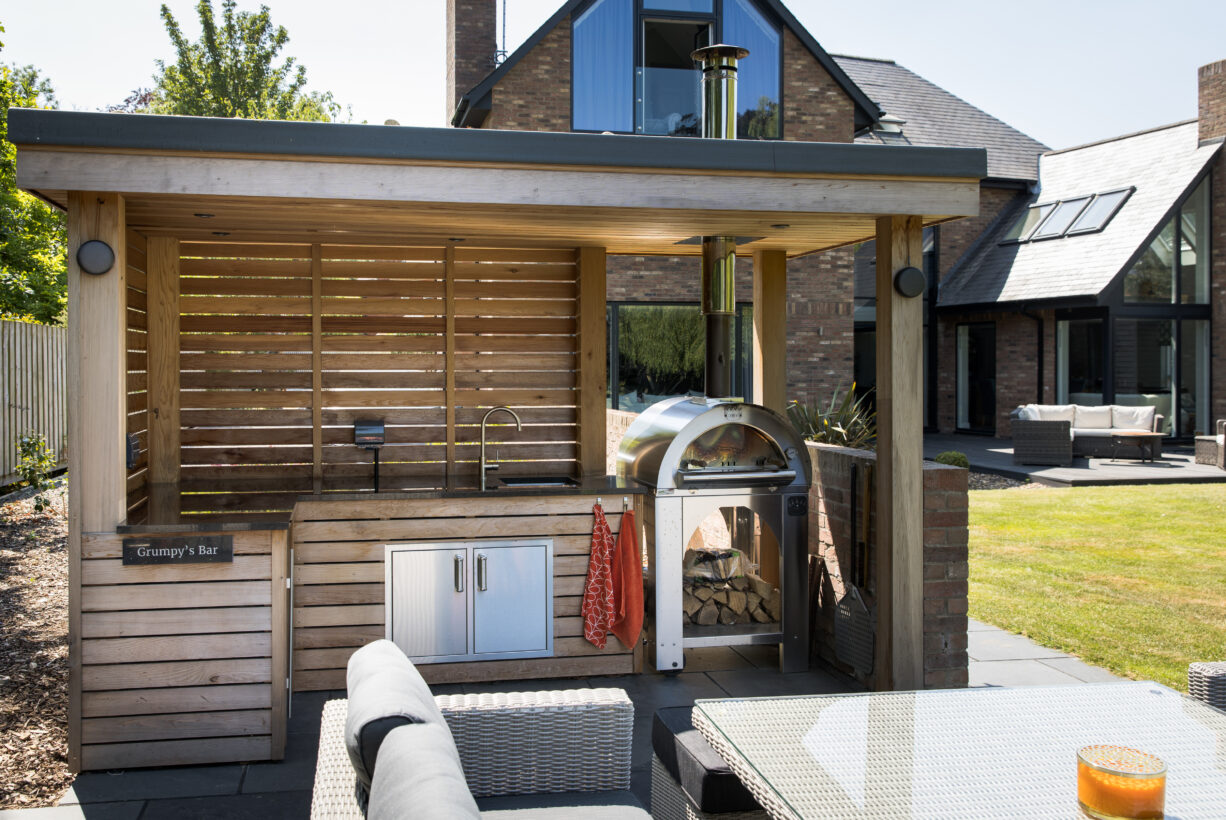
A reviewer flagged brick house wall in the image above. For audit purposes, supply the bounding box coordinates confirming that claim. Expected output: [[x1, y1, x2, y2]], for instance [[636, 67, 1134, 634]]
[[447, 0, 498, 117], [485, 18, 572, 132], [807, 442, 969, 689], [781, 29, 854, 142], [1200, 60, 1226, 426]]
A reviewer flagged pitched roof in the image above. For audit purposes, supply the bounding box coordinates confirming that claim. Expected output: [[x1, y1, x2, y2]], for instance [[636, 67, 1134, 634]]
[[452, 0, 881, 131], [833, 55, 1049, 182], [938, 121, 1221, 308]]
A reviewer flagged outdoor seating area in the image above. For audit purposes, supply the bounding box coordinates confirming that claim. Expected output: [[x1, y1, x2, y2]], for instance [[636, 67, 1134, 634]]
[[1010, 403, 1165, 467]]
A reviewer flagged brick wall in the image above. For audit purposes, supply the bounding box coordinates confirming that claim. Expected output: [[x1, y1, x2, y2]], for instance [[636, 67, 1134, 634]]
[[1202, 61, 1226, 427], [806, 442, 969, 690], [447, 0, 498, 117], [936, 186, 1025, 284], [781, 29, 854, 143], [1199, 59, 1226, 143], [485, 18, 572, 132]]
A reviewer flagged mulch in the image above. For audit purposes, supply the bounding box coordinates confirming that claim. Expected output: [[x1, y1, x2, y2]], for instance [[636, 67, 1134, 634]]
[[0, 485, 72, 809], [968, 471, 1041, 491]]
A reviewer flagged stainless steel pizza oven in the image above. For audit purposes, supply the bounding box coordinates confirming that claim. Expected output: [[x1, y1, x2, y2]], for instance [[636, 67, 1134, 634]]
[[617, 397, 811, 673]]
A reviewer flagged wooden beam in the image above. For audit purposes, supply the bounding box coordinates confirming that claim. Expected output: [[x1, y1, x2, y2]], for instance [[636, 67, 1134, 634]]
[[752, 249, 788, 414], [873, 215, 925, 691], [576, 247, 607, 477], [146, 237, 180, 484], [269, 530, 289, 760], [311, 245, 322, 491], [67, 191, 128, 771], [444, 247, 457, 486]]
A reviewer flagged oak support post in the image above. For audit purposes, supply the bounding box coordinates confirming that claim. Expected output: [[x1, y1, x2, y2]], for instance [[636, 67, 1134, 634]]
[[67, 191, 128, 771], [577, 247, 607, 477], [873, 215, 925, 691], [270, 530, 290, 760], [147, 237, 180, 488], [752, 249, 788, 414], [311, 245, 322, 492], [444, 247, 457, 486]]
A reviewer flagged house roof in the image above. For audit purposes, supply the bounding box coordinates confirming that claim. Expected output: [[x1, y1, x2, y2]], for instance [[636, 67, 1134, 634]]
[[937, 120, 1221, 309], [451, 0, 882, 132], [833, 55, 1049, 183]]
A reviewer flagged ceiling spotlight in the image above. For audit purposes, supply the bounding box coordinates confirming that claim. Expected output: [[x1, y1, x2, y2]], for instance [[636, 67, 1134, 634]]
[[194, 213, 215, 219], [212, 231, 231, 237], [448, 237, 466, 242], [770, 223, 790, 229]]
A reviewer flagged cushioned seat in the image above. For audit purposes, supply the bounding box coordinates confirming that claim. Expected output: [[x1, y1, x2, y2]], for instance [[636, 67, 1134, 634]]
[[652, 706, 761, 815]]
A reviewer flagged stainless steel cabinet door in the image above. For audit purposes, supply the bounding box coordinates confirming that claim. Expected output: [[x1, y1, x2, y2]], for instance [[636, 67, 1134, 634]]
[[472, 544, 549, 655], [388, 547, 468, 660]]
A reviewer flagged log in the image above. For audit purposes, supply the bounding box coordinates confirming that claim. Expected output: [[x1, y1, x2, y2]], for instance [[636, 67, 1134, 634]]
[[726, 590, 748, 614], [693, 586, 714, 602], [682, 592, 702, 617], [695, 602, 719, 626], [718, 606, 737, 626]]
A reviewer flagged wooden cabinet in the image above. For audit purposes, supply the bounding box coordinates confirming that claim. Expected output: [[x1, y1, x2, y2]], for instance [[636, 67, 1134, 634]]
[[386, 539, 553, 663]]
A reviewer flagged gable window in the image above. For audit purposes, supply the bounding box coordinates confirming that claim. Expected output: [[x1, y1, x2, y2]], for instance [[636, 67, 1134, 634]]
[[1123, 176, 1210, 304], [572, 0, 782, 138]]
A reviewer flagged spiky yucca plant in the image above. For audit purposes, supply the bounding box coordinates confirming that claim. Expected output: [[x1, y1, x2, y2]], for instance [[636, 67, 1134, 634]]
[[786, 383, 877, 450]]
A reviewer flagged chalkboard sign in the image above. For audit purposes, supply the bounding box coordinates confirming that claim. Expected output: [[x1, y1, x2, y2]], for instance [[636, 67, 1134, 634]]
[[122, 536, 234, 565]]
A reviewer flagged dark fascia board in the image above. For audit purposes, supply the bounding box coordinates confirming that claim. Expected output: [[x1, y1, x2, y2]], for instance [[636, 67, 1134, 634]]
[[7, 108, 986, 179], [451, 0, 883, 130], [935, 294, 1099, 314]]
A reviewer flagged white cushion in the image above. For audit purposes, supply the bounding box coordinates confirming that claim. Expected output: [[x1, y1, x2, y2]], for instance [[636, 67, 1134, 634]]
[[1074, 405, 1113, 429], [1112, 405, 1155, 431], [1016, 405, 1039, 421], [1033, 404, 1076, 423], [1071, 429, 1114, 437]]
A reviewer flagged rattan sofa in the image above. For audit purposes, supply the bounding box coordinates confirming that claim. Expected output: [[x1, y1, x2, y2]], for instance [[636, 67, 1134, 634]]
[[1011, 404, 1164, 466], [311, 641, 646, 819]]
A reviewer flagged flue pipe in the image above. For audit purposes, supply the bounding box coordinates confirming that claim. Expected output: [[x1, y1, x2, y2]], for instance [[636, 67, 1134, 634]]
[[692, 44, 748, 399]]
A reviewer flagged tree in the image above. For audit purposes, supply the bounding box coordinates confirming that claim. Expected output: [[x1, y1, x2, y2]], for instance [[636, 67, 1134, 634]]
[[151, 0, 339, 121], [1, 24, 67, 325]]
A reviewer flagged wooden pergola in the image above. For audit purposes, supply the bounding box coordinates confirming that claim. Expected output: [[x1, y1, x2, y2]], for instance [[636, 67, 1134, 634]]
[[12, 109, 984, 769]]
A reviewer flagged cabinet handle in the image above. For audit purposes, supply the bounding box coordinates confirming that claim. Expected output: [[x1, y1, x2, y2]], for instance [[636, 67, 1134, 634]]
[[477, 554, 488, 591], [453, 554, 464, 593]]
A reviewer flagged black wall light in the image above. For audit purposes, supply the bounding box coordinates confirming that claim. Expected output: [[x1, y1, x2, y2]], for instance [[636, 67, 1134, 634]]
[[77, 240, 115, 275], [893, 266, 926, 298]]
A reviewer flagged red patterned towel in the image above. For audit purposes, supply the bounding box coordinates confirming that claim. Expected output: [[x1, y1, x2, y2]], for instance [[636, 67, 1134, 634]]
[[582, 503, 616, 648], [610, 509, 643, 649]]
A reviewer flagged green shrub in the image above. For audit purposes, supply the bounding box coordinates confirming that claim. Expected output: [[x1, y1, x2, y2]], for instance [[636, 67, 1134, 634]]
[[16, 432, 57, 511], [787, 383, 876, 450], [934, 450, 969, 469]]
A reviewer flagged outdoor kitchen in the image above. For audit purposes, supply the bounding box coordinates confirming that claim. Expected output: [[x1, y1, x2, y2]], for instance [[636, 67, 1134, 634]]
[[8, 38, 984, 772]]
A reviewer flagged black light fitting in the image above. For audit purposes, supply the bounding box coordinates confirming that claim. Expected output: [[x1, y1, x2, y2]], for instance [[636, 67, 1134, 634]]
[[893, 266, 926, 298], [76, 240, 115, 275]]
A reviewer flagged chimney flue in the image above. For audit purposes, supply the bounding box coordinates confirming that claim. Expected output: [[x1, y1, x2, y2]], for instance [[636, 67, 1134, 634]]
[[692, 45, 748, 399]]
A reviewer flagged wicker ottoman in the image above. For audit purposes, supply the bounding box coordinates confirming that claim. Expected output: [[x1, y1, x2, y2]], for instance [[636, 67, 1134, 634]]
[[1189, 663, 1226, 711], [1195, 436, 1218, 466], [650, 707, 766, 820]]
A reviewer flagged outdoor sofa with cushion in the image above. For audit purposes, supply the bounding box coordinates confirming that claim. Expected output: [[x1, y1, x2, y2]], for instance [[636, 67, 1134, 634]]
[[311, 640, 647, 819], [1010, 403, 1164, 466]]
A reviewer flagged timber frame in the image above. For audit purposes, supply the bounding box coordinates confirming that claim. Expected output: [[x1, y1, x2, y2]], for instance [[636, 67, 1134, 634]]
[[9, 108, 984, 770]]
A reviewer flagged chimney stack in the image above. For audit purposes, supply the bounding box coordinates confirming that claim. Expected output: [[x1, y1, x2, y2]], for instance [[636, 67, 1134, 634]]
[[1199, 59, 1226, 144], [447, 0, 498, 121]]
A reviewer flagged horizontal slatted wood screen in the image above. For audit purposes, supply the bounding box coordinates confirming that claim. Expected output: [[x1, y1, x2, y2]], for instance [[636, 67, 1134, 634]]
[[126, 230, 150, 512], [291, 495, 635, 690], [76, 528, 289, 769], [175, 243, 580, 517]]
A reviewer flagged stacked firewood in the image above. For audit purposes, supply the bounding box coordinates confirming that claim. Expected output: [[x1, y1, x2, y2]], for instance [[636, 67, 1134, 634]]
[[682, 574, 782, 626]]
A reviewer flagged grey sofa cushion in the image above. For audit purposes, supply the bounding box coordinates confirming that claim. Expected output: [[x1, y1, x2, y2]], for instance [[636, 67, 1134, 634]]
[[479, 790, 649, 818], [345, 640, 448, 791], [367, 722, 481, 820]]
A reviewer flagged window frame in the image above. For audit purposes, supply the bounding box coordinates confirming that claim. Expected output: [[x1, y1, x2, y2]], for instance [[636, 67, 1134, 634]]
[[570, 0, 785, 139], [1029, 195, 1094, 242], [1065, 186, 1135, 237], [998, 201, 1057, 246]]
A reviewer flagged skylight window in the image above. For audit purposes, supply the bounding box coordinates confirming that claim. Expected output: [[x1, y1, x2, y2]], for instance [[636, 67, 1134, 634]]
[[1031, 196, 1092, 239], [1001, 203, 1054, 243], [1067, 188, 1133, 235]]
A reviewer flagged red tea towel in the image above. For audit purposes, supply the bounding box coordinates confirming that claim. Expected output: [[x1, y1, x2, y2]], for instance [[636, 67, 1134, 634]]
[[610, 509, 643, 649], [582, 503, 616, 648]]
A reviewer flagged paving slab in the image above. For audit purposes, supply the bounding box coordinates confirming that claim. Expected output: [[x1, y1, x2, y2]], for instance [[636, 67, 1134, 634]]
[[674, 646, 754, 671], [62, 765, 242, 804], [968, 628, 1068, 662], [1038, 656, 1121, 683], [240, 731, 320, 794], [139, 789, 312, 820], [705, 666, 855, 698], [0, 804, 143, 820], [966, 618, 997, 632], [970, 659, 1085, 687], [588, 671, 727, 720]]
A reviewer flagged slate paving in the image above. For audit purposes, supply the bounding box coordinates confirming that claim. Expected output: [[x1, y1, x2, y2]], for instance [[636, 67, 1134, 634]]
[[2, 632, 1118, 818]]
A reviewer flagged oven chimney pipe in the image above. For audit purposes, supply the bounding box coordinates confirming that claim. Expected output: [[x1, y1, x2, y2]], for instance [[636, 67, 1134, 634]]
[[693, 44, 748, 400]]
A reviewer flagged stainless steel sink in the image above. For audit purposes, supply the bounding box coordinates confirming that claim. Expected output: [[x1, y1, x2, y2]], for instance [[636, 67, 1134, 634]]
[[493, 476, 580, 489]]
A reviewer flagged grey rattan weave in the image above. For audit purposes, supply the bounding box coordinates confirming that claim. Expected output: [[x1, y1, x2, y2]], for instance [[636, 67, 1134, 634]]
[[1010, 419, 1073, 466], [650, 754, 767, 820], [1188, 662, 1226, 711], [310, 688, 634, 819], [693, 682, 1226, 819]]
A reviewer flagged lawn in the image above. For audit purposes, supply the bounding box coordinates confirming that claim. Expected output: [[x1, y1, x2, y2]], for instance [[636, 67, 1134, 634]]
[[968, 483, 1226, 691]]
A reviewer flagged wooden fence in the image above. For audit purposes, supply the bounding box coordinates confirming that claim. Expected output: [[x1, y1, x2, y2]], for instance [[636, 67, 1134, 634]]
[[1, 319, 67, 487]]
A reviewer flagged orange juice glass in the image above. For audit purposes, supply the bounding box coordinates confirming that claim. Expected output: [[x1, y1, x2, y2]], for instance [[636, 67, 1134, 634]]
[[1077, 745, 1166, 819]]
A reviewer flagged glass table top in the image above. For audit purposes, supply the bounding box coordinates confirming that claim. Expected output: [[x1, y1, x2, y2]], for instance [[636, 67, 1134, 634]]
[[693, 681, 1226, 819]]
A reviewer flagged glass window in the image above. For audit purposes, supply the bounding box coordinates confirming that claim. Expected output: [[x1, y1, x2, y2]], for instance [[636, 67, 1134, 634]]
[[643, 0, 713, 10], [573, 0, 634, 132], [1000, 203, 1054, 243], [1031, 196, 1092, 239], [1067, 189, 1132, 235], [724, 0, 780, 139], [638, 19, 710, 135], [1180, 320, 1210, 436], [1179, 178, 1210, 304], [1056, 319, 1104, 405], [1113, 318, 1174, 435], [956, 323, 995, 433], [1123, 220, 1175, 303]]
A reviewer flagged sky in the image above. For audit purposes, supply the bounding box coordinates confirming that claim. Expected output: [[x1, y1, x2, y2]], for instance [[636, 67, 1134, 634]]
[[3, 1, 1226, 151]]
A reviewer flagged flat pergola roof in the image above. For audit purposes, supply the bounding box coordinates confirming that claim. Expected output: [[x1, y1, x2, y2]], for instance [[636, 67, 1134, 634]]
[[10, 109, 986, 256]]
